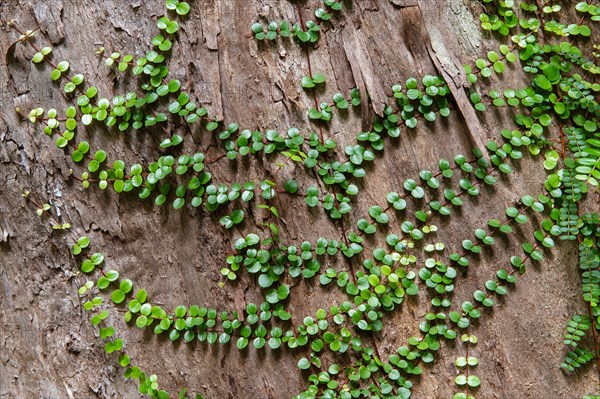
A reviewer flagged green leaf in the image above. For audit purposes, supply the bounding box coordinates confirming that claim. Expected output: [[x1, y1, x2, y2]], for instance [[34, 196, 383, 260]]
[[309, 108, 322, 120], [32, 52, 44, 63], [136, 289, 148, 303], [406, 117, 417, 129], [576, 2, 589, 12], [90, 253, 104, 265], [111, 290, 126, 304], [231, 209, 244, 224], [284, 179, 298, 193], [173, 198, 185, 209], [455, 375, 467, 386], [81, 260, 94, 273], [72, 151, 83, 163], [71, 74, 84, 85], [57, 60, 70, 72], [533, 75, 552, 91], [120, 279, 133, 294], [312, 73, 326, 84], [301, 76, 315, 88], [297, 358, 311, 370], [176, 1, 190, 15], [467, 375, 481, 387], [106, 270, 119, 282], [51, 69, 61, 80], [114, 180, 125, 193], [136, 315, 148, 328], [493, 61, 505, 73]]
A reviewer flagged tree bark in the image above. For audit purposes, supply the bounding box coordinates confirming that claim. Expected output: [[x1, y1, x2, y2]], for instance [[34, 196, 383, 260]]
[[0, 0, 596, 398]]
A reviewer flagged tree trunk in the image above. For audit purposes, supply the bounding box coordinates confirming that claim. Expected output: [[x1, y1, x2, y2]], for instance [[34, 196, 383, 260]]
[[0, 0, 596, 398]]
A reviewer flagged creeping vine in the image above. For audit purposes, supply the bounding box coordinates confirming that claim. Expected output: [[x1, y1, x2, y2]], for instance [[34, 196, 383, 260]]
[[4, 0, 600, 398]]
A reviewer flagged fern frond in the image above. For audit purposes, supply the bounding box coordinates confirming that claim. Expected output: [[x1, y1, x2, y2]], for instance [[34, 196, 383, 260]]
[[566, 127, 600, 188], [560, 348, 595, 373], [557, 168, 582, 240], [563, 314, 591, 347], [580, 244, 600, 308]]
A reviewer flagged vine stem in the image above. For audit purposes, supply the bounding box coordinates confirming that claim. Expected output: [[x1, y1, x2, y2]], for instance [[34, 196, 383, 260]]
[[294, 3, 325, 145], [558, 124, 567, 159], [205, 153, 228, 164], [533, 0, 548, 44], [21, 192, 81, 248], [464, 326, 470, 397]]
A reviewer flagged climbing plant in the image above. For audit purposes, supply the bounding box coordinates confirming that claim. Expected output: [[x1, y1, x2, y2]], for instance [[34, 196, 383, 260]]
[[4, 0, 599, 398]]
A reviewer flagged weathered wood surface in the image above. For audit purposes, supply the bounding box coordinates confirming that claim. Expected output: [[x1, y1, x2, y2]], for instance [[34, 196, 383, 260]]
[[0, 0, 596, 398]]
